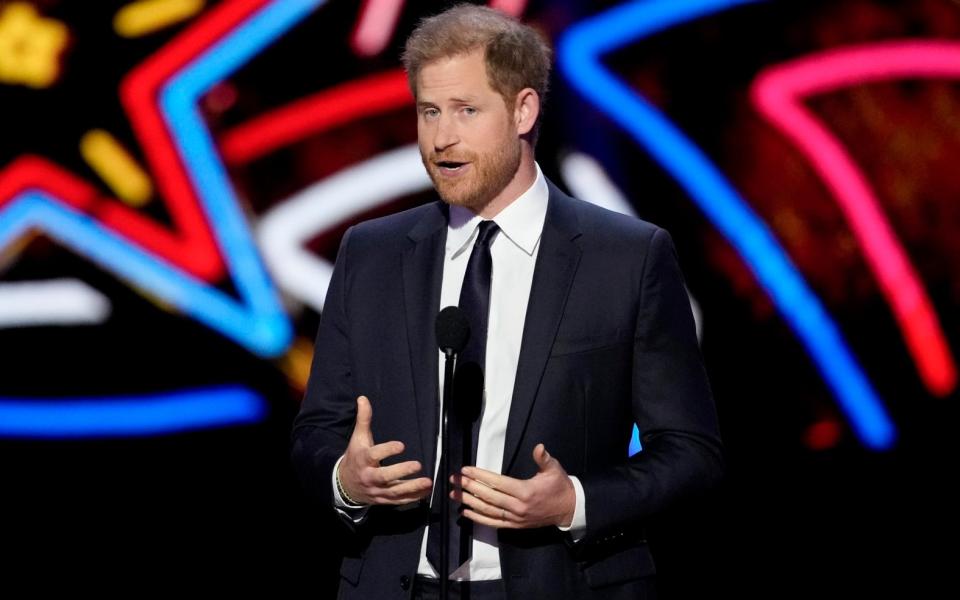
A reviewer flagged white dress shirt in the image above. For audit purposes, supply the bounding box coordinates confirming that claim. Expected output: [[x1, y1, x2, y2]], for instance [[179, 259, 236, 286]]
[[332, 162, 586, 581]]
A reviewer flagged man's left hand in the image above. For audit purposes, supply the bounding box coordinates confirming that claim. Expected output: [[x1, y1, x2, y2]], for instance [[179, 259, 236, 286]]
[[451, 443, 575, 529]]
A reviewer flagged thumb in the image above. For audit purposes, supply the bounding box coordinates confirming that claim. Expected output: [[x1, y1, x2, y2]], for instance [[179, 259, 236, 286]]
[[351, 395, 373, 445], [533, 443, 553, 471]]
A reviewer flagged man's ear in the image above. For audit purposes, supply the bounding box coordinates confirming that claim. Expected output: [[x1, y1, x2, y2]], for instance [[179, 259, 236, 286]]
[[514, 88, 540, 136]]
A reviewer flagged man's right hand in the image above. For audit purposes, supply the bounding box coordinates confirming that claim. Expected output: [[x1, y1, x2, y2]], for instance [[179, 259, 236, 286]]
[[337, 395, 433, 505]]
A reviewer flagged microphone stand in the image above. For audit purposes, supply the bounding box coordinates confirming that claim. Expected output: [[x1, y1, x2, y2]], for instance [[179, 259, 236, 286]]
[[439, 347, 456, 600]]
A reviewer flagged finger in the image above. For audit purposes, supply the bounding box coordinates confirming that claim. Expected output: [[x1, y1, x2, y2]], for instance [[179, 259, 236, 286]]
[[461, 466, 524, 498], [462, 507, 517, 529], [456, 474, 525, 516], [374, 477, 433, 503], [376, 460, 424, 484], [451, 484, 520, 523], [351, 396, 373, 444], [532, 443, 553, 471], [451, 478, 526, 524], [367, 440, 405, 463]]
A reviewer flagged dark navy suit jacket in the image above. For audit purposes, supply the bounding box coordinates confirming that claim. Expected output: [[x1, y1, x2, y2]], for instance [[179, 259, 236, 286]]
[[290, 179, 723, 599]]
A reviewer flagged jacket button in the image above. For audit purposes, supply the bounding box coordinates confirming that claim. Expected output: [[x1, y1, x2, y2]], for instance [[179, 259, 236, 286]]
[[399, 575, 411, 590]]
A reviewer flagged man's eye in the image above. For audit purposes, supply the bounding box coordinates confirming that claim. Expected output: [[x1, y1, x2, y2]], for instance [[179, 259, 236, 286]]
[[463, 107, 477, 115], [423, 108, 439, 118]]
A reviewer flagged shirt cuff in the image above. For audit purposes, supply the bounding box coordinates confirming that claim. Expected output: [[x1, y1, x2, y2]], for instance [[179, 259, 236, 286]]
[[556, 475, 586, 542], [332, 454, 370, 522]]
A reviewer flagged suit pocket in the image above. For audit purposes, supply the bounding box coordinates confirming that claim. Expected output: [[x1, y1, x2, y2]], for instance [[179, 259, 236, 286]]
[[550, 333, 631, 357], [581, 542, 656, 588], [339, 554, 365, 586]]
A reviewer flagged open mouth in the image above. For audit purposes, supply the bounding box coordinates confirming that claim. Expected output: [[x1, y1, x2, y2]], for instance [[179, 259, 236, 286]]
[[435, 160, 469, 173]]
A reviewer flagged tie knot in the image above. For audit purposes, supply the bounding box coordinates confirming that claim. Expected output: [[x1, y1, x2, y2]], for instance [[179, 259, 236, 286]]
[[475, 220, 500, 248]]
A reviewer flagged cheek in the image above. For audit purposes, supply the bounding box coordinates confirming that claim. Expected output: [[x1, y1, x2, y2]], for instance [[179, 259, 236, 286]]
[[417, 119, 435, 142], [485, 120, 514, 147], [417, 131, 432, 157], [471, 128, 507, 156], [475, 137, 508, 165]]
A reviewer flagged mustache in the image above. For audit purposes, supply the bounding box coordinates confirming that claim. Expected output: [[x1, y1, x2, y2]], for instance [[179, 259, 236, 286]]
[[428, 151, 476, 164]]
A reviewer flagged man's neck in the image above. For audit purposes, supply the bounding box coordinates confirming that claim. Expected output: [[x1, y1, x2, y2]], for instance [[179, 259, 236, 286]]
[[473, 154, 538, 220]]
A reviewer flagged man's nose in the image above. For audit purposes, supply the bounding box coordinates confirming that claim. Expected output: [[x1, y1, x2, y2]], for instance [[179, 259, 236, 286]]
[[433, 115, 459, 151]]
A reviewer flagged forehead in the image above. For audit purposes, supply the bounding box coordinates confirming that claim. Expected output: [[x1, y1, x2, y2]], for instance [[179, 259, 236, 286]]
[[415, 50, 495, 101]]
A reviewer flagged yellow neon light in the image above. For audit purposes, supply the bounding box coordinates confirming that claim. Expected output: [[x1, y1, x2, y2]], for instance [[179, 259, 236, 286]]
[[0, 3, 68, 88], [114, 0, 206, 38], [277, 337, 314, 393], [79, 130, 154, 207], [0, 231, 39, 266]]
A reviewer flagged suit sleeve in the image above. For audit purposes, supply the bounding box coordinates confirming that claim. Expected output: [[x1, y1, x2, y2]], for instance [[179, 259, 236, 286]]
[[290, 226, 361, 521], [580, 227, 724, 543]]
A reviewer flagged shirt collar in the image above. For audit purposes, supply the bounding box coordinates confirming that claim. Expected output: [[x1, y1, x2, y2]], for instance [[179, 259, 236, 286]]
[[446, 162, 549, 257]]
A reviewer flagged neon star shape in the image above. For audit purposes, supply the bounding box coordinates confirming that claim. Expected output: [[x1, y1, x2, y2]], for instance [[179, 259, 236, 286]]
[[0, 0, 327, 437], [0, 2, 68, 88], [0, 0, 334, 357], [558, 0, 895, 450], [751, 40, 959, 398]]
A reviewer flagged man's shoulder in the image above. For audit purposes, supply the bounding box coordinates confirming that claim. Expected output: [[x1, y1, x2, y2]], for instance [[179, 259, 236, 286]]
[[346, 200, 446, 249], [551, 184, 663, 248]]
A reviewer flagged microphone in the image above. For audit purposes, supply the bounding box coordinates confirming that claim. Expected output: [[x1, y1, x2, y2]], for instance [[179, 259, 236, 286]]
[[433, 305, 470, 596], [436, 306, 470, 356]]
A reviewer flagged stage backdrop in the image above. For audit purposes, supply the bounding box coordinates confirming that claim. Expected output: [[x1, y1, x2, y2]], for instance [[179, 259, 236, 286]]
[[1, 0, 956, 595]]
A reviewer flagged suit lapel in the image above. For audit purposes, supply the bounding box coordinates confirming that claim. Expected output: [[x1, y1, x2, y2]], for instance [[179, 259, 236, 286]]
[[401, 201, 448, 468], [502, 180, 582, 474]]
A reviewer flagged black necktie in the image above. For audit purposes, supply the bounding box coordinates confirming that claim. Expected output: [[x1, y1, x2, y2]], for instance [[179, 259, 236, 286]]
[[427, 220, 500, 576]]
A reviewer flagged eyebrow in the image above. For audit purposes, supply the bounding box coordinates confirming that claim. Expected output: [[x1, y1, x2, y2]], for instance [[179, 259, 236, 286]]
[[416, 96, 479, 109]]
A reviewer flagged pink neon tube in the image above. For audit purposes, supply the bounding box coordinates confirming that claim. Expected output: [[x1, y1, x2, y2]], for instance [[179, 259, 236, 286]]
[[751, 40, 958, 397]]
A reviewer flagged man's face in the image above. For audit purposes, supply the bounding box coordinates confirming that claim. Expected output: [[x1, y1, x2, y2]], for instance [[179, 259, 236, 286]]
[[415, 49, 521, 213]]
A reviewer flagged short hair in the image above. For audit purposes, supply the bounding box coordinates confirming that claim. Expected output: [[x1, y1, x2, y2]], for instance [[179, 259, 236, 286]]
[[401, 3, 552, 143]]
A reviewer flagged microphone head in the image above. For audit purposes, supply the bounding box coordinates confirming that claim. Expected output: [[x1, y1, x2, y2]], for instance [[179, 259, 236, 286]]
[[436, 306, 470, 353]]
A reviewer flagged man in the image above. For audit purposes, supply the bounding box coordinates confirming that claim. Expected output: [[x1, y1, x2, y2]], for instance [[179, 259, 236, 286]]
[[290, 5, 723, 599]]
